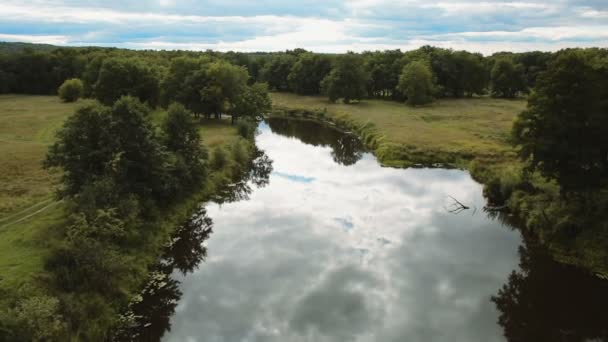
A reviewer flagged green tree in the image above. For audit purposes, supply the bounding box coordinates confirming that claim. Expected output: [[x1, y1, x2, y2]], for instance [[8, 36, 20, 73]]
[[491, 58, 526, 98], [160, 56, 208, 109], [45, 96, 168, 201], [397, 61, 435, 105], [200, 61, 249, 119], [287, 53, 332, 95], [321, 53, 369, 104], [230, 82, 272, 123], [512, 49, 608, 194], [163, 103, 207, 192], [364, 50, 404, 99], [94, 57, 160, 106], [260, 54, 296, 91], [58, 78, 84, 102]]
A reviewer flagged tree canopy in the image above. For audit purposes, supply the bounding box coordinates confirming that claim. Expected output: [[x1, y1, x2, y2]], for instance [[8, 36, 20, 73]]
[[94, 57, 160, 106], [58, 78, 83, 102], [397, 61, 435, 106], [321, 53, 369, 104], [287, 53, 332, 95], [491, 58, 527, 98], [512, 49, 608, 194]]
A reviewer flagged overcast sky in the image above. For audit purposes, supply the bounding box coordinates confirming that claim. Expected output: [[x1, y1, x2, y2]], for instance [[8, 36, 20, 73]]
[[1, 0, 607, 54]]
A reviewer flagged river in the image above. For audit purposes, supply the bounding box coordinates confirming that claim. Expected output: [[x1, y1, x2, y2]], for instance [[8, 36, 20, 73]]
[[125, 117, 608, 342]]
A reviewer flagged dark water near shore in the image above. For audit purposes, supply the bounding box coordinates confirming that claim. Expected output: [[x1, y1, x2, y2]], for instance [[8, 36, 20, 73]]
[[126, 118, 608, 342]]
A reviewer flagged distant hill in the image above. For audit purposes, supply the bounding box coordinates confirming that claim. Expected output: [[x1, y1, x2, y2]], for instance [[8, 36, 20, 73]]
[[0, 41, 60, 53]]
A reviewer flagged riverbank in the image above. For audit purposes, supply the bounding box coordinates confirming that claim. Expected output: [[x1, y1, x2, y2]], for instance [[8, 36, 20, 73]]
[[270, 92, 608, 278], [0, 95, 258, 338]]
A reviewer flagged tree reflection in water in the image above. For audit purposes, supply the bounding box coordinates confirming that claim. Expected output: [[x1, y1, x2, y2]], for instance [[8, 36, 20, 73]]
[[213, 148, 274, 204], [266, 117, 364, 166], [115, 149, 273, 341], [492, 236, 608, 342]]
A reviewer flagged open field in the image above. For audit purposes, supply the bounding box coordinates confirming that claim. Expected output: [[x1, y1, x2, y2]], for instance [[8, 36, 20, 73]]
[[0, 95, 92, 216], [271, 92, 527, 166], [0, 95, 242, 294]]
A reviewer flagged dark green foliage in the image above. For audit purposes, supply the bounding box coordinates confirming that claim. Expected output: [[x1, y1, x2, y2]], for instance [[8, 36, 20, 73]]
[[161, 58, 250, 119], [94, 57, 160, 106], [512, 49, 608, 194], [288, 53, 332, 95], [491, 58, 527, 98], [161, 56, 208, 112], [211, 146, 228, 170], [236, 117, 258, 140], [397, 61, 435, 106], [364, 50, 404, 99], [57, 78, 83, 102], [0, 295, 68, 342], [163, 103, 208, 195], [406, 47, 488, 98], [200, 61, 249, 118], [260, 54, 296, 91], [44, 103, 115, 196], [231, 82, 272, 122], [44, 96, 198, 203], [321, 53, 369, 104]]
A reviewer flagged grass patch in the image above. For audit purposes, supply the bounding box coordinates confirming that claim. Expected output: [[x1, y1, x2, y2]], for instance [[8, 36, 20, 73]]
[[0, 95, 92, 216]]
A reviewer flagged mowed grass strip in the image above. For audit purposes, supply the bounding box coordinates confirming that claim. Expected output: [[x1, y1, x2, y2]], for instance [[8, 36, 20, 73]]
[[271, 92, 526, 159]]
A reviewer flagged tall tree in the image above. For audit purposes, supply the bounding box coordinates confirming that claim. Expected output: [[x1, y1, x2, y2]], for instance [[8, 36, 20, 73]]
[[94, 58, 160, 106], [512, 49, 608, 194], [288, 53, 332, 95], [200, 61, 249, 119], [364, 50, 404, 99], [321, 53, 369, 104], [45, 96, 168, 200], [260, 54, 296, 91], [491, 58, 527, 98], [397, 61, 435, 106], [230, 82, 272, 123]]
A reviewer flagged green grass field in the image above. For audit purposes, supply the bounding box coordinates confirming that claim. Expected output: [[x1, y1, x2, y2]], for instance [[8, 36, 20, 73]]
[[0, 95, 241, 294], [271, 92, 527, 166]]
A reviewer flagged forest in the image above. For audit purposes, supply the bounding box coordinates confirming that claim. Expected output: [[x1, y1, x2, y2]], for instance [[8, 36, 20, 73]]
[[1, 41, 607, 340]]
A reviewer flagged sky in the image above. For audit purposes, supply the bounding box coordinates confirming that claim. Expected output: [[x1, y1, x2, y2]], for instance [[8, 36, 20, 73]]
[[0, 0, 607, 54]]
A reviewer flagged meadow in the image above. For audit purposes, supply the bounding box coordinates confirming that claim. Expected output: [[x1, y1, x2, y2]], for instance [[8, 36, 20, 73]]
[[270, 92, 527, 168]]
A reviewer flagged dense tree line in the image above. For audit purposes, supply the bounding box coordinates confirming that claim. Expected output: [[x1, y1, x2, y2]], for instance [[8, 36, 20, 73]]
[[0, 44, 555, 106]]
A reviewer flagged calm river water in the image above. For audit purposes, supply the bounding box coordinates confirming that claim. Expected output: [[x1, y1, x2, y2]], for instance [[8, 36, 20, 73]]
[[127, 118, 608, 342]]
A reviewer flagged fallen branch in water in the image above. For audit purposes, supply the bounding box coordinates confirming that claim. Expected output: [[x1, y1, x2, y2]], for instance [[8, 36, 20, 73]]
[[445, 195, 471, 214]]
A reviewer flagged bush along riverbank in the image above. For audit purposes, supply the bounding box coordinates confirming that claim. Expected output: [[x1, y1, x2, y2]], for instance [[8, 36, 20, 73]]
[[0, 98, 261, 341], [269, 101, 608, 280]]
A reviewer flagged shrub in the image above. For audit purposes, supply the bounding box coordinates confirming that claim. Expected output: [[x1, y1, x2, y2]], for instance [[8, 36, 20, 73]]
[[211, 147, 228, 170], [236, 118, 257, 139], [58, 78, 84, 102], [231, 140, 249, 168]]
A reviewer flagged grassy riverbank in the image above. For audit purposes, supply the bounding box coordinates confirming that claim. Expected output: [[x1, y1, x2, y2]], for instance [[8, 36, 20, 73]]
[[271, 92, 525, 168], [0, 95, 255, 335], [270, 92, 608, 278]]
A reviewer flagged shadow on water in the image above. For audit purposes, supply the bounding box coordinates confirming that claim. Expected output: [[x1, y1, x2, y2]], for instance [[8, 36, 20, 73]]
[[485, 209, 608, 342], [266, 117, 364, 166], [492, 237, 608, 342], [114, 148, 273, 341]]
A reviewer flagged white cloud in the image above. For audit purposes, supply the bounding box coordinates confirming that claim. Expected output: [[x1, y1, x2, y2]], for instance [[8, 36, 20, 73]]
[[0, 33, 68, 44], [0, 0, 607, 54]]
